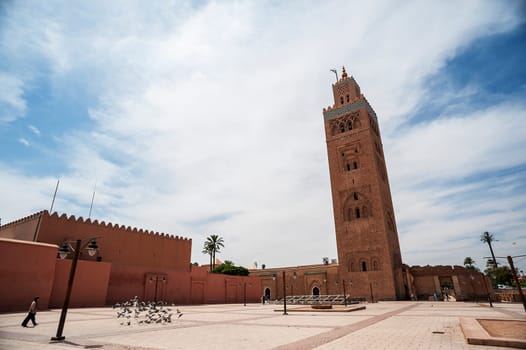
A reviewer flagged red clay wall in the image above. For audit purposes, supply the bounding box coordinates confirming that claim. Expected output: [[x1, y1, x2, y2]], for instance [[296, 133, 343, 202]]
[[49, 259, 111, 308], [254, 264, 342, 300], [36, 212, 191, 271], [190, 267, 261, 304], [0, 238, 261, 311], [105, 266, 193, 305], [409, 265, 495, 301], [0, 238, 57, 312], [0, 213, 40, 241], [0, 213, 261, 309], [106, 265, 261, 305]]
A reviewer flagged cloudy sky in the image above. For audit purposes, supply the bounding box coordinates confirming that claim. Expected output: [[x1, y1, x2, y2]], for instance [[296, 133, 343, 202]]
[[1, 1, 525, 273]]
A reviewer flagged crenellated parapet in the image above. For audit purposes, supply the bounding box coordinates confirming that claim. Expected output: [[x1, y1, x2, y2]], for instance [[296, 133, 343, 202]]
[[3, 210, 190, 242], [409, 265, 473, 276], [0, 210, 47, 230]]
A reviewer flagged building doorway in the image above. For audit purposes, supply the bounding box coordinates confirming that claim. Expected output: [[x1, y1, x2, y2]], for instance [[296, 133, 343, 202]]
[[264, 287, 271, 301], [312, 286, 320, 296]]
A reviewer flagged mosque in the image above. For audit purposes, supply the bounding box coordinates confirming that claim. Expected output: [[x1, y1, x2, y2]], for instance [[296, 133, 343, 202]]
[[0, 68, 491, 312]]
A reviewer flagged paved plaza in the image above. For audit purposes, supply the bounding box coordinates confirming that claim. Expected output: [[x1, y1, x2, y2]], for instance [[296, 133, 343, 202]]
[[0, 301, 524, 350]]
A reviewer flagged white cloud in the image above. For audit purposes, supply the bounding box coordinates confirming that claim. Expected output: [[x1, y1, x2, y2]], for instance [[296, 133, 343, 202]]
[[28, 125, 41, 136], [0, 167, 56, 218], [387, 101, 526, 185], [18, 138, 29, 146], [0, 1, 525, 272], [0, 73, 27, 122]]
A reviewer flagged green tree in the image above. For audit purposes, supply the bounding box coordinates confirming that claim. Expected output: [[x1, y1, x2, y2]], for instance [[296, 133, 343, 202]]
[[204, 234, 224, 270], [212, 260, 249, 276], [485, 265, 513, 287], [480, 231, 498, 268], [463, 257, 479, 271]]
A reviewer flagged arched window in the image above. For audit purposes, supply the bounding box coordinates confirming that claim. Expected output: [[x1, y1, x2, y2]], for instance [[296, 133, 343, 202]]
[[347, 120, 353, 131], [339, 123, 345, 133], [353, 161, 358, 169], [356, 208, 361, 218], [346, 163, 351, 171], [361, 261, 367, 271], [353, 118, 361, 128], [346, 94, 350, 102], [340, 96, 344, 105], [312, 286, 320, 296], [353, 192, 358, 200]]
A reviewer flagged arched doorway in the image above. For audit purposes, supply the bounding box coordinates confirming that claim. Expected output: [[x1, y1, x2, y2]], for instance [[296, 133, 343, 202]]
[[312, 286, 320, 296], [264, 287, 271, 300]]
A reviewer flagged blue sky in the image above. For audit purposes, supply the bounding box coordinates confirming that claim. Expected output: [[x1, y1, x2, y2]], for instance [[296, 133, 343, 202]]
[[1, 1, 525, 273]]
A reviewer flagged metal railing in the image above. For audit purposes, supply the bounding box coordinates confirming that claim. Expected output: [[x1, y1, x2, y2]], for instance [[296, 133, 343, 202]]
[[274, 295, 364, 305]]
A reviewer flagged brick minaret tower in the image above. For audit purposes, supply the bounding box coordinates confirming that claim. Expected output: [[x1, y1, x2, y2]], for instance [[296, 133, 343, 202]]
[[323, 67, 406, 300]]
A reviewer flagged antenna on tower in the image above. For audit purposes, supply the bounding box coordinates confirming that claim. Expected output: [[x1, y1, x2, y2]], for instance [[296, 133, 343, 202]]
[[88, 181, 97, 219], [330, 68, 338, 82], [49, 179, 60, 213]]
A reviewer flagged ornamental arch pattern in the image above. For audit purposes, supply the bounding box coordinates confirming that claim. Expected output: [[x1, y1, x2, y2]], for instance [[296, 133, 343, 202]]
[[329, 113, 361, 136]]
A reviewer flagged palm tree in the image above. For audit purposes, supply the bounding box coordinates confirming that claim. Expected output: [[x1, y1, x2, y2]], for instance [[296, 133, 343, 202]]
[[480, 231, 497, 268], [204, 234, 224, 270], [202, 241, 213, 271], [463, 257, 475, 269]]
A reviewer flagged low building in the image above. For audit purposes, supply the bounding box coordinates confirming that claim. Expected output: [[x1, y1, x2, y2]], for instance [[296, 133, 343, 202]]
[[0, 210, 261, 312]]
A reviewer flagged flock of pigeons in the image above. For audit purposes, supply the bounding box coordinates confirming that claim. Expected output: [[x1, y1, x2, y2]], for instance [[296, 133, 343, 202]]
[[113, 296, 183, 326]]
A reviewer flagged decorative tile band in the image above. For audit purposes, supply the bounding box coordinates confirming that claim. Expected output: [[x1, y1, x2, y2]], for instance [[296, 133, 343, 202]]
[[323, 99, 378, 122]]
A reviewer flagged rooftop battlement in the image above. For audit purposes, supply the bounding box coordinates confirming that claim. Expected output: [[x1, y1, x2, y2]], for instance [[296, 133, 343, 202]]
[[0, 210, 190, 242]]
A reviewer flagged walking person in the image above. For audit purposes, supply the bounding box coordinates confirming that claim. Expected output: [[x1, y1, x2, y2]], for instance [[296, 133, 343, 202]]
[[21, 296, 39, 327]]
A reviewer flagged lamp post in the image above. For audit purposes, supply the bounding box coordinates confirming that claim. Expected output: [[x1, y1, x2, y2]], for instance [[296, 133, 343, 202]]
[[507, 255, 526, 313], [282, 271, 287, 315], [342, 280, 347, 307], [272, 274, 277, 302], [291, 272, 297, 297], [51, 238, 98, 341], [481, 274, 493, 308]]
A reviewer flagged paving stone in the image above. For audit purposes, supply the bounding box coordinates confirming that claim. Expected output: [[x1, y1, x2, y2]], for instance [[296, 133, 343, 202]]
[[0, 302, 524, 349]]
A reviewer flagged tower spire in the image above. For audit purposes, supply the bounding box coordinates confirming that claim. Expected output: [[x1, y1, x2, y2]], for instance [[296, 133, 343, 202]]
[[322, 73, 405, 301]]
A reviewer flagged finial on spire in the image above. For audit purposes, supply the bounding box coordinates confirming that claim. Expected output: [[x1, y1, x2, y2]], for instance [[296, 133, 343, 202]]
[[341, 66, 348, 80], [330, 68, 338, 82]]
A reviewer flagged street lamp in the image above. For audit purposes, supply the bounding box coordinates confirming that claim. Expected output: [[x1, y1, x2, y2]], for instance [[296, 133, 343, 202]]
[[339, 279, 352, 306], [507, 255, 526, 313], [282, 271, 287, 315], [291, 272, 297, 297], [272, 274, 277, 302], [481, 273, 493, 308], [51, 237, 99, 341]]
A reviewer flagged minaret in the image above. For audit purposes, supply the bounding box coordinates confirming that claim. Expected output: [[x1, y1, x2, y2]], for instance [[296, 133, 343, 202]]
[[323, 67, 405, 300]]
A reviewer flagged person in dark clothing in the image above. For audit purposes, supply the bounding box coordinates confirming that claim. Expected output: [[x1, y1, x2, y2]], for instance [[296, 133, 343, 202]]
[[21, 296, 39, 327]]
